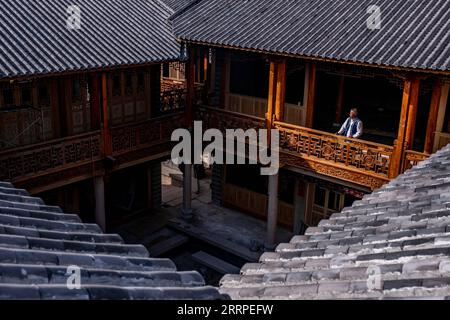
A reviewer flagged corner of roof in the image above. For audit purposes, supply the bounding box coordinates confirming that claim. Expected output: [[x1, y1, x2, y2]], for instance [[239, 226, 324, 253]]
[[154, 0, 176, 14], [168, 0, 204, 22]]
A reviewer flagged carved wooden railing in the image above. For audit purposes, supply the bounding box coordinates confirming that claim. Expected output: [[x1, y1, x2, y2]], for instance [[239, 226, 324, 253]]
[[0, 131, 102, 182], [275, 121, 393, 178], [111, 112, 185, 156], [402, 150, 429, 173], [197, 106, 394, 189], [433, 132, 450, 153], [160, 88, 186, 113], [160, 84, 205, 113]]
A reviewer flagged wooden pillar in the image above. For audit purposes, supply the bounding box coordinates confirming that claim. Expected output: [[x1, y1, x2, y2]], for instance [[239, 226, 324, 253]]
[[304, 181, 316, 227], [335, 75, 345, 124], [275, 59, 286, 122], [147, 166, 153, 210], [94, 175, 106, 232], [265, 173, 279, 249], [305, 63, 317, 128], [182, 163, 193, 219], [49, 78, 61, 138], [209, 50, 216, 97], [404, 78, 420, 150], [266, 60, 278, 130], [101, 73, 112, 156], [293, 178, 306, 234], [186, 47, 196, 129], [437, 84, 450, 133], [90, 74, 101, 130], [392, 76, 420, 175], [220, 52, 231, 107], [433, 84, 450, 151], [57, 77, 69, 137], [424, 80, 442, 154]]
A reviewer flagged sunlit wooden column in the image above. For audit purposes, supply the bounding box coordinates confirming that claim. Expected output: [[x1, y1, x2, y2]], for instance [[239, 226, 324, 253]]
[[265, 173, 279, 249], [389, 79, 411, 178], [94, 175, 106, 232], [275, 59, 286, 122], [389, 77, 419, 178], [305, 63, 317, 128], [266, 60, 278, 131], [434, 83, 450, 152], [424, 80, 443, 154], [404, 78, 420, 150]]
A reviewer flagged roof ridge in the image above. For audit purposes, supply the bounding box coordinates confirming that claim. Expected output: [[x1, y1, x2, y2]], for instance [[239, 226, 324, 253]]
[[168, 0, 204, 21]]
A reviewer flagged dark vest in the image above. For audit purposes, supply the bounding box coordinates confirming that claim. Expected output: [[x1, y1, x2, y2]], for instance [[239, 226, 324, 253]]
[[343, 118, 359, 137]]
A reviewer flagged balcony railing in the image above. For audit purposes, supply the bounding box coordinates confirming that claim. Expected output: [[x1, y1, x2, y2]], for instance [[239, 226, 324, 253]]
[[402, 150, 429, 173], [275, 121, 393, 179], [0, 131, 102, 182], [196, 105, 431, 189], [0, 110, 186, 188], [111, 112, 185, 156]]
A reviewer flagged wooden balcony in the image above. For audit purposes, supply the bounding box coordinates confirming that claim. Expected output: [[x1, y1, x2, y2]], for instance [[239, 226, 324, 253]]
[[0, 112, 185, 193], [0, 131, 102, 193], [196, 105, 429, 190]]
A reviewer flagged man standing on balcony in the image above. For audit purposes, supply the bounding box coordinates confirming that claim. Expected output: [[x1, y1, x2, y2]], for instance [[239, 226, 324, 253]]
[[337, 108, 363, 138]]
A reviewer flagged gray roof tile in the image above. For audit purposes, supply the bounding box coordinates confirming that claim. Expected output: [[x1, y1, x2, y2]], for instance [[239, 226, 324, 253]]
[[171, 0, 450, 72], [220, 144, 450, 299], [0, 183, 224, 300], [0, 0, 181, 79]]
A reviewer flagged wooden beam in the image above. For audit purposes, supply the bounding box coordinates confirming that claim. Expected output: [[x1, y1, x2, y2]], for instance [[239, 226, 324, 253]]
[[404, 77, 420, 150], [57, 77, 69, 137], [275, 59, 286, 122], [266, 60, 278, 129], [90, 74, 101, 130], [305, 63, 317, 128], [389, 78, 411, 178], [424, 80, 442, 154], [435, 83, 449, 133], [49, 78, 61, 138], [101, 73, 112, 156], [185, 47, 196, 129], [335, 75, 345, 124], [220, 51, 230, 107], [304, 181, 316, 226]]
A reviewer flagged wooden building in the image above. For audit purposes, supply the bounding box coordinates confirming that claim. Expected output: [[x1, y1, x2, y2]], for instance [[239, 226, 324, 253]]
[[0, 0, 187, 230], [171, 0, 450, 246]]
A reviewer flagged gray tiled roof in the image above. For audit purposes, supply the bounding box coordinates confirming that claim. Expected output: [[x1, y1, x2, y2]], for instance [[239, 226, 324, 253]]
[[161, 0, 195, 12], [220, 144, 450, 300], [171, 0, 450, 72], [0, 181, 224, 300], [0, 0, 181, 79]]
